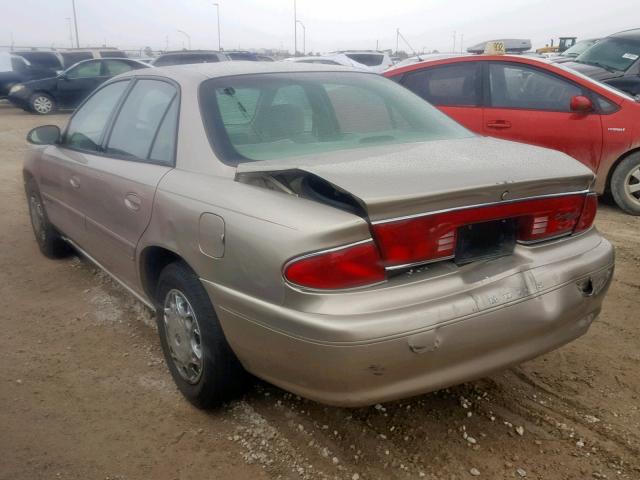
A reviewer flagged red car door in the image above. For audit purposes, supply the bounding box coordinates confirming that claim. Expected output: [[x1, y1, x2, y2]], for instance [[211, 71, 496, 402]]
[[483, 61, 603, 171], [399, 61, 484, 132]]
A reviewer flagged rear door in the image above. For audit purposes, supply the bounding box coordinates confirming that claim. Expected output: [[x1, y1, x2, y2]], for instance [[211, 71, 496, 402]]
[[41, 80, 131, 247], [57, 60, 109, 108], [399, 62, 484, 132], [483, 62, 603, 171], [79, 78, 178, 288]]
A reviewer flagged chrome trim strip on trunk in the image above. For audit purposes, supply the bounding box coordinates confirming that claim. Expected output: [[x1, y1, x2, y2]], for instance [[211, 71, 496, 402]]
[[62, 236, 156, 310], [370, 190, 591, 225]]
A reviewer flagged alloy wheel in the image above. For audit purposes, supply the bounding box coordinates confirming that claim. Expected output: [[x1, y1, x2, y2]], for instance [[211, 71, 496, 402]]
[[163, 289, 203, 384], [32, 96, 53, 114], [624, 166, 640, 207]]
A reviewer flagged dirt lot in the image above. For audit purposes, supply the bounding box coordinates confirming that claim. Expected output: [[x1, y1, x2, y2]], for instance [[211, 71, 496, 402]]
[[0, 101, 639, 480]]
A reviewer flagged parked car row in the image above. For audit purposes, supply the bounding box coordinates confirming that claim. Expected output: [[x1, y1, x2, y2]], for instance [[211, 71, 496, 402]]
[[24, 61, 614, 408]]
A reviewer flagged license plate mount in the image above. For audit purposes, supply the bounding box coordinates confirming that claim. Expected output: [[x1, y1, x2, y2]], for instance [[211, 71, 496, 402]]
[[455, 218, 518, 265]]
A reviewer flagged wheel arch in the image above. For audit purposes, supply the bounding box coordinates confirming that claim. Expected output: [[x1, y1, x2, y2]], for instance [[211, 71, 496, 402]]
[[604, 147, 640, 193], [139, 245, 188, 303]]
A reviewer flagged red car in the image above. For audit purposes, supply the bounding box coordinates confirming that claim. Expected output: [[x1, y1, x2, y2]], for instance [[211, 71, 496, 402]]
[[385, 55, 640, 215]]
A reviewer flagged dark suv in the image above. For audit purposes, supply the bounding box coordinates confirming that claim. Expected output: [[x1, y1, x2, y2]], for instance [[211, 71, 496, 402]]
[[564, 29, 640, 96]]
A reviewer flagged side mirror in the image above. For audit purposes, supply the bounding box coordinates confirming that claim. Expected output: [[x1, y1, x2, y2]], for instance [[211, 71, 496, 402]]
[[570, 95, 593, 113], [27, 125, 61, 145]]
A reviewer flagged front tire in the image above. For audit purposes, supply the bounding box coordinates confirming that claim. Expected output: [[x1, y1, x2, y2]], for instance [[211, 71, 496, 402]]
[[26, 179, 71, 258], [611, 153, 640, 215], [155, 262, 246, 408], [29, 93, 55, 115]]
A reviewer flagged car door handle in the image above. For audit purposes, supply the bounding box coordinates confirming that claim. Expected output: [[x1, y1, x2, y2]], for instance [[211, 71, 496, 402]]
[[69, 176, 80, 189], [486, 120, 512, 129], [124, 193, 141, 211]]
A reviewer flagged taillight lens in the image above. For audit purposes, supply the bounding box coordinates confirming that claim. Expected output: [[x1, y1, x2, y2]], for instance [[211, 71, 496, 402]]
[[284, 241, 385, 290], [574, 193, 598, 233], [372, 193, 595, 267]]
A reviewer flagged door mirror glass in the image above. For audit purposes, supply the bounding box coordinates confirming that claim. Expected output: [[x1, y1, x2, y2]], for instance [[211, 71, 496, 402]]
[[570, 95, 593, 113], [27, 125, 61, 145]]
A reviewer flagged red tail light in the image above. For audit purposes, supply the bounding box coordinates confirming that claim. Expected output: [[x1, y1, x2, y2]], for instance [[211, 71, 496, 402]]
[[284, 240, 385, 289], [575, 193, 598, 233], [284, 193, 597, 290], [372, 193, 595, 267]]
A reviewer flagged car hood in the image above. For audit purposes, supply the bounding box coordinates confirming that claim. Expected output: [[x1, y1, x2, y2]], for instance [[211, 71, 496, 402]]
[[562, 61, 624, 81], [18, 76, 58, 91], [236, 137, 594, 221]]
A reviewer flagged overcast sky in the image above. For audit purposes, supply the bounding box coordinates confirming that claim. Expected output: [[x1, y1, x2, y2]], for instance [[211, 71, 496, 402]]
[[1, 0, 638, 54]]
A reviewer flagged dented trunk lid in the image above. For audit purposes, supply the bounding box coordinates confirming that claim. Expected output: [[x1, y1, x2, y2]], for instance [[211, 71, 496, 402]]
[[235, 137, 594, 222]]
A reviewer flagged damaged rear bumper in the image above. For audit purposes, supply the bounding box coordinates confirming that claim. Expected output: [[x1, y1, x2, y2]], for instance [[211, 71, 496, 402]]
[[203, 230, 614, 407]]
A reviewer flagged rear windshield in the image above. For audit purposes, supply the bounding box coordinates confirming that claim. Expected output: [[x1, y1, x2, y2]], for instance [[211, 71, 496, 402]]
[[61, 51, 93, 67], [575, 36, 640, 72], [199, 72, 472, 164], [345, 53, 384, 66], [16, 52, 62, 69], [100, 50, 126, 58], [154, 53, 219, 66]]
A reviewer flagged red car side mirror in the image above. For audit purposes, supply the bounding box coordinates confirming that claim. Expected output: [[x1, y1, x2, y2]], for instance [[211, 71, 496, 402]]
[[570, 95, 593, 114]]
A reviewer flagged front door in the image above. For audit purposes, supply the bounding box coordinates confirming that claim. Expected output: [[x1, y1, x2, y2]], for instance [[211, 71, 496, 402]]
[[40, 80, 132, 247], [483, 62, 603, 171], [57, 60, 109, 108]]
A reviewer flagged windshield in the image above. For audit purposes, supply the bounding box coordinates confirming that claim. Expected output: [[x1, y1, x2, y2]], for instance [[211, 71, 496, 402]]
[[575, 36, 640, 72], [199, 72, 472, 164], [562, 39, 597, 57]]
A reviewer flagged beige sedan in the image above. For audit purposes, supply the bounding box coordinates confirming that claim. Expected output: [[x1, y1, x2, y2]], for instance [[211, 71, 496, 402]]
[[23, 62, 614, 407]]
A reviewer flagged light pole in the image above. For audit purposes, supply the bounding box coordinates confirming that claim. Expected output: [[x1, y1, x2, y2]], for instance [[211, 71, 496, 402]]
[[71, 0, 80, 48], [65, 17, 73, 48], [177, 29, 191, 50], [212, 3, 221, 50], [293, 0, 297, 56], [296, 20, 305, 55]]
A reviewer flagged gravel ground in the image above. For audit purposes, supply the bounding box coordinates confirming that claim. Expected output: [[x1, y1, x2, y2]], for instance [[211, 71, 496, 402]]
[[1, 101, 639, 480]]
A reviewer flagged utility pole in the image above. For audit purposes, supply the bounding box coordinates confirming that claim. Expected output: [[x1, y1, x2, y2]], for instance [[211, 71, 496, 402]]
[[296, 20, 305, 55], [71, 0, 80, 48], [213, 3, 221, 50], [65, 17, 73, 47], [293, 0, 297, 56], [177, 29, 191, 49], [396, 28, 399, 55], [453, 30, 456, 53], [460, 33, 464, 53]]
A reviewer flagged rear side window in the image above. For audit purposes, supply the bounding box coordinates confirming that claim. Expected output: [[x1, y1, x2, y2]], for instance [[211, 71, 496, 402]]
[[64, 81, 130, 152], [345, 54, 384, 66], [402, 63, 481, 107], [103, 60, 135, 76], [489, 63, 581, 111], [106, 79, 177, 162]]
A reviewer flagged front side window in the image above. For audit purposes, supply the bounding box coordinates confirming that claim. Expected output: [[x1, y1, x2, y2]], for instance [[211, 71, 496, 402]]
[[103, 60, 135, 76], [575, 36, 640, 72], [66, 61, 102, 79], [106, 79, 177, 161], [489, 63, 581, 111], [200, 72, 472, 163], [402, 63, 481, 107], [64, 81, 130, 152]]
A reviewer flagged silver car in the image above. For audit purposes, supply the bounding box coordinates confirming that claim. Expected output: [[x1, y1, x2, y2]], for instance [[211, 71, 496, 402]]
[[24, 62, 614, 408]]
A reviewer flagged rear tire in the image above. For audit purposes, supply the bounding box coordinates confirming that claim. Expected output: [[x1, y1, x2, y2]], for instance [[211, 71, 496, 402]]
[[155, 262, 247, 409], [29, 93, 55, 115], [611, 152, 640, 215], [26, 179, 71, 258]]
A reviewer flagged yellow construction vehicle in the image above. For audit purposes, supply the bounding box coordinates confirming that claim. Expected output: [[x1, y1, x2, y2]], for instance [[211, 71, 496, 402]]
[[536, 37, 577, 54]]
